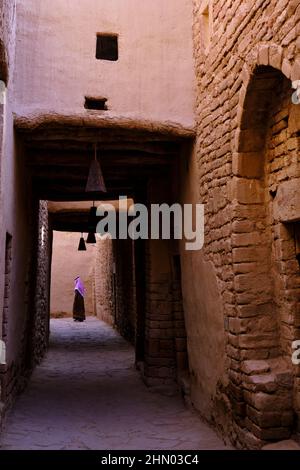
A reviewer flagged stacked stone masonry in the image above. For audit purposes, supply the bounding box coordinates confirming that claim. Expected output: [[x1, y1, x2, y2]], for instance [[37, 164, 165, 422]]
[[33, 201, 51, 365], [94, 237, 115, 327], [0, 0, 299, 452], [193, 0, 300, 448]]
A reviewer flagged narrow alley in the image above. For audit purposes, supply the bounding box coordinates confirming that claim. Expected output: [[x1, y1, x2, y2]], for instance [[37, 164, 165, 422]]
[[0, 318, 227, 450], [1, 0, 300, 453]]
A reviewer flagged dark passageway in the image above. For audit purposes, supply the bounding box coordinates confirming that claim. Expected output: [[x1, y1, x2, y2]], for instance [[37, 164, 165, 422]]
[[0, 317, 227, 450]]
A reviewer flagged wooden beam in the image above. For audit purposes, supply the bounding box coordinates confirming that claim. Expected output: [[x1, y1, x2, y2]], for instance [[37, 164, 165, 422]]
[[26, 152, 175, 168], [25, 141, 179, 155], [14, 112, 196, 140]]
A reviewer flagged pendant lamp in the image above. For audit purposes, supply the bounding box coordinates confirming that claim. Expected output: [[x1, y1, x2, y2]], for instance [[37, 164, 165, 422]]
[[86, 231, 97, 244], [88, 201, 97, 231], [78, 233, 87, 251], [85, 144, 107, 193]]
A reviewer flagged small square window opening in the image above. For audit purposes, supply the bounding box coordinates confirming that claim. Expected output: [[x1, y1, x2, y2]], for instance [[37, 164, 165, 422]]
[[96, 34, 118, 61], [84, 96, 108, 111]]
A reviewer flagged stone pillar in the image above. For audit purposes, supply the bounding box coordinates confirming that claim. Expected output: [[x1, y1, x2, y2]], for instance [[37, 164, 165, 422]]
[[171, 256, 189, 375], [142, 175, 188, 387], [33, 201, 51, 365], [135, 237, 146, 364], [144, 238, 176, 386], [114, 238, 136, 343], [94, 236, 115, 326]]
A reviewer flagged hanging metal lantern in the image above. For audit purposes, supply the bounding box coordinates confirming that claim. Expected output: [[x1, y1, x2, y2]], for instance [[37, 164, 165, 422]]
[[78, 233, 87, 251], [85, 145, 107, 193], [86, 231, 97, 244], [88, 201, 97, 231]]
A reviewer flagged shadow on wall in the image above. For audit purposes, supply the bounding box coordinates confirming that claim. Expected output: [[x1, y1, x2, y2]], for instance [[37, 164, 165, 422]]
[[50, 232, 96, 317]]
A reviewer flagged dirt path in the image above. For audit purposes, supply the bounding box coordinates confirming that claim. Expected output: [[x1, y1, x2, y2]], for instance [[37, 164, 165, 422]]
[[0, 317, 229, 450]]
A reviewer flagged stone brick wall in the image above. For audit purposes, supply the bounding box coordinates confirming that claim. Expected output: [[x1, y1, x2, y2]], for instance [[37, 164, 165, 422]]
[[114, 239, 136, 343], [0, 233, 12, 415], [192, 0, 300, 448], [1, 233, 12, 342], [33, 201, 51, 365], [144, 268, 177, 386], [142, 174, 189, 388], [171, 262, 189, 376], [94, 236, 137, 343], [0, 188, 39, 426], [1, 200, 50, 414], [143, 246, 188, 389], [94, 236, 115, 326], [266, 79, 299, 357]]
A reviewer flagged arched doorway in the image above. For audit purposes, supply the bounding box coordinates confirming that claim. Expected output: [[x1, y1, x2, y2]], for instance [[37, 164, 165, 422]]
[[230, 60, 300, 445]]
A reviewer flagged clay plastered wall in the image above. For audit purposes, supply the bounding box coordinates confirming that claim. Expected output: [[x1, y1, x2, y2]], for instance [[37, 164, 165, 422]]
[[0, 0, 16, 190], [50, 232, 95, 316], [179, 144, 226, 419], [14, 0, 195, 126]]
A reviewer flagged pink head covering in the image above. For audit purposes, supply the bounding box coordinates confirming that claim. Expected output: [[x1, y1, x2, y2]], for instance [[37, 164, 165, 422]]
[[74, 277, 85, 297]]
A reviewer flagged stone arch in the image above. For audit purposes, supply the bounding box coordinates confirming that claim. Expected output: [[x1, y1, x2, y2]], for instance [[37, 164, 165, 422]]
[[230, 48, 300, 445]]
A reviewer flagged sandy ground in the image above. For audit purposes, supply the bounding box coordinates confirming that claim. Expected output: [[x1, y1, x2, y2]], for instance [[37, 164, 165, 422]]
[[0, 317, 229, 450]]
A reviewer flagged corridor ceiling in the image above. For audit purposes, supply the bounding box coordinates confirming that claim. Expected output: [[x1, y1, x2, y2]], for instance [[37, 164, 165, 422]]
[[14, 113, 195, 205]]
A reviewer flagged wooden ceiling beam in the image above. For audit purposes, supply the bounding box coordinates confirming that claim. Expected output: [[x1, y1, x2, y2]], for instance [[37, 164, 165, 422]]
[[24, 141, 179, 155]]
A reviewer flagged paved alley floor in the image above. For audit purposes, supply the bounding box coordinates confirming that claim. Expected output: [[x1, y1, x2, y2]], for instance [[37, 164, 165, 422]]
[[0, 317, 229, 450]]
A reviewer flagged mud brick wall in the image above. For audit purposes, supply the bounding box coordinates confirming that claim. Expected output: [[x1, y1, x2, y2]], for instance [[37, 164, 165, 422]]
[[193, 0, 300, 448], [144, 272, 177, 386], [0, 234, 12, 417], [172, 279, 189, 375], [33, 201, 51, 365], [114, 239, 136, 343], [94, 236, 115, 326], [1, 234, 12, 342]]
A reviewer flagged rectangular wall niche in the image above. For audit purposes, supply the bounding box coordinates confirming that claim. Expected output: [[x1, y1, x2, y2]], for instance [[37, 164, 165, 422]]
[[96, 34, 118, 61], [84, 96, 108, 111]]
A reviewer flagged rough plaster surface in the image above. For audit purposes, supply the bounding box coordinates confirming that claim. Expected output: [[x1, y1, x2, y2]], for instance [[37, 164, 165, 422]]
[[14, 0, 195, 126], [0, 317, 229, 450], [181, 253, 225, 418], [50, 232, 95, 316]]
